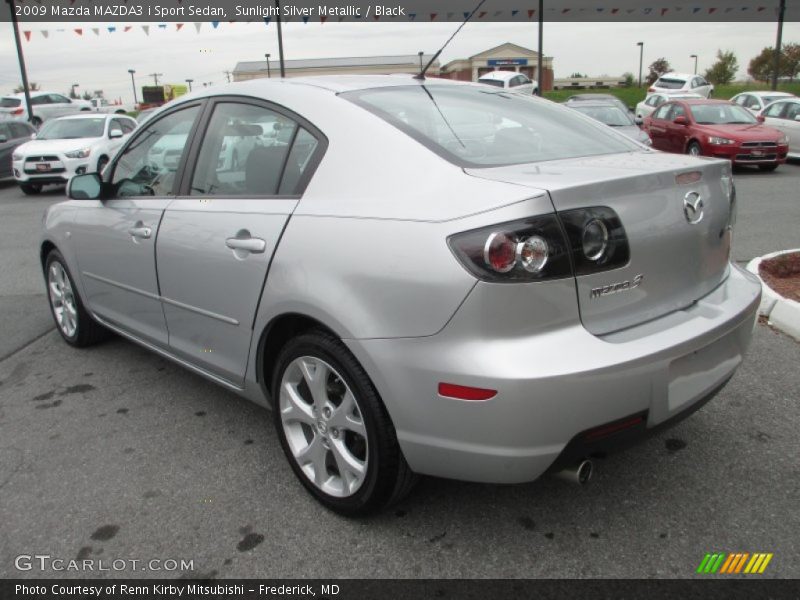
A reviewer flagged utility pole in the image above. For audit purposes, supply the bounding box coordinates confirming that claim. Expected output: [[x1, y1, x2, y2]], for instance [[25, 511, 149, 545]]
[[149, 73, 163, 86], [418, 51, 424, 71], [224, 71, 232, 83], [185, 78, 193, 92], [771, 0, 786, 91], [265, 53, 271, 78], [128, 69, 138, 105], [536, 0, 543, 96], [6, 0, 34, 124], [275, 0, 286, 77], [637, 42, 644, 88], [690, 54, 698, 75]]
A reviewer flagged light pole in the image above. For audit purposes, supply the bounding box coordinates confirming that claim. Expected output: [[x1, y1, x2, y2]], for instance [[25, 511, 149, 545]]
[[637, 42, 644, 88], [418, 51, 424, 71], [690, 54, 698, 75], [127, 69, 138, 106], [265, 53, 271, 78], [7, 0, 34, 124], [71, 83, 79, 99], [185, 79, 193, 92]]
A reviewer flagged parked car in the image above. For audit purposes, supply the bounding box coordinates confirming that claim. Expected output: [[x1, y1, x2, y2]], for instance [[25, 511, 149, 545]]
[[564, 93, 631, 115], [477, 70, 538, 95], [44, 76, 760, 515], [731, 91, 795, 115], [0, 91, 92, 127], [13, 113, 137, 194], [87, 98, 135, 115], [643, 99, 789, 171], [649, 73, 714, 98], [634, 92, 703, 124], [760, 98, 800, 160], [566, 100, 652, 145], [0, 120, 36, 180]]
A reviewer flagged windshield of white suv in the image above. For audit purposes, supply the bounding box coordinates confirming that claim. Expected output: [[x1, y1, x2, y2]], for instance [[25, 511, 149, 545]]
[[571, 105, 635, 127], [656, 78, 687, 89], [345, 85, 639, 167], [691, 104, 757, 125], [37, 118, 106, 140]]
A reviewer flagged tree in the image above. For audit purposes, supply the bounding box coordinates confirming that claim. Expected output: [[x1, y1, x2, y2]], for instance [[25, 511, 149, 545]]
[[704, 50, 738, 85], [82, 90, 92, 101], [13, 82, 40, 93], [569, 72, 586, 79], [622, 72, 635, 87], [646, 58, 671, 85], [748, 43, 800, 82]]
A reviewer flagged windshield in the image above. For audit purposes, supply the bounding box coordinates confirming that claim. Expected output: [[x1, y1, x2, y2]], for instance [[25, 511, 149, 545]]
[[478, 78, 505, 88], [1, 98, 22, 108], [37, 118, 106, 140], [656, 78, 687, 89], [345, 85, 639, 167], [571, 105, 634, 127], [691, 104, 758, 125]]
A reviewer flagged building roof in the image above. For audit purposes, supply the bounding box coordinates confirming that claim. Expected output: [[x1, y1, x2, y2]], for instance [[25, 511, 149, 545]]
[[234, 54, 437, 74]]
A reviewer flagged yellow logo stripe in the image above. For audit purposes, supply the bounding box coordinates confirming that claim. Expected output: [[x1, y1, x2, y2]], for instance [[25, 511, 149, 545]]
[[758, 554, 773, 574], [744, 554, 761, 574]]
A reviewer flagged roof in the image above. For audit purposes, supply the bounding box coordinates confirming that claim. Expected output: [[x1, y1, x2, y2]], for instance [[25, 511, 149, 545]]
[[740, 91, 796, 97], [233, 54, 437, 74], [5, 90, 52, 98], [51, 113, 116, 121], [657, 73, 696, 80]]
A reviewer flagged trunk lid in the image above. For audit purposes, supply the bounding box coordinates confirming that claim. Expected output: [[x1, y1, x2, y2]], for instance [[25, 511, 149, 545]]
[[466, 152, 734, 335]]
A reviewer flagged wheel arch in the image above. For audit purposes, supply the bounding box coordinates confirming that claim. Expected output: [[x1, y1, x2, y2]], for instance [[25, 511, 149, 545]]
[[40, 239, 58, 274], [685, 138, 702, 154]]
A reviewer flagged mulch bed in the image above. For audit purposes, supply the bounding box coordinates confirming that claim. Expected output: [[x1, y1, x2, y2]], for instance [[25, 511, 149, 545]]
[[759, 251, 800, 303]]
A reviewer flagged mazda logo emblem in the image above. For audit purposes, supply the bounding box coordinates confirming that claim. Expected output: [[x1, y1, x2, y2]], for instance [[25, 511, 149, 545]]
[[684, 191, 704, 224]]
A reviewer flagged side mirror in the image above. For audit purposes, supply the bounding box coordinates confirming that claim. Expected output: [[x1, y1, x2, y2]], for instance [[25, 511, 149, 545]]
[[756, 115, 766, 124], [0, 134, 7, 144], [673, 116, 689, 126], [109, 128, 124, 139], [68, 173, 103, 200], [30, 132, 37, 140]]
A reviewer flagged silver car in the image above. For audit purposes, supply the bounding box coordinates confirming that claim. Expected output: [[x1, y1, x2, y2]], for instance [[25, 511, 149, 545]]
[[42, 76, 761, 515]]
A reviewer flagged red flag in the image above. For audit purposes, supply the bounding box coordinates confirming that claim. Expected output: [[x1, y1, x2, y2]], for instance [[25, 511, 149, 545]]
[[661, 8, 668, 15], [23, 30, 31, 41], [478, 11, 487, 18], [124, 26, 132, 32], [176, 23, 184, 30], [74, 28, 83, 35], [527, 9, 535, 18], [611, 8, 619, 14], [708, 7, 716, 13], [562, 8, 571, 13], [320, 15, 327, 23], [430, 12, 437, 20]]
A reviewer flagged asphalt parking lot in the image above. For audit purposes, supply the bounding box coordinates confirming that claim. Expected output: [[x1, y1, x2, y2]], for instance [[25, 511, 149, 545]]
[[0, 164, 798, 580]]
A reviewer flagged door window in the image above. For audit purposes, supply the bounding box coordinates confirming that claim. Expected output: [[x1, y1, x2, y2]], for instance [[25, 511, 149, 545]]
[[745, 96, 761, 109], [113, 118, 136, 134], [111, 105, 200, 198], [278, 128, 320, 195], [645, 95, 662, 107], [30, 95, 48, 106], [733, 95, 747, 106], [189, 102, 299, 196], [49, 94, 70, 104], [653, 104, 672, 120], [671, 104, 687, 120], [786, 103, 800, 121], [764, 102, 787, 119]]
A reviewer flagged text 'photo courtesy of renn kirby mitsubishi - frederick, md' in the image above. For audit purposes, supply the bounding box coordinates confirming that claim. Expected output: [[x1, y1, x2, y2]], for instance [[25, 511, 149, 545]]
[[1, 0, 800, 597]]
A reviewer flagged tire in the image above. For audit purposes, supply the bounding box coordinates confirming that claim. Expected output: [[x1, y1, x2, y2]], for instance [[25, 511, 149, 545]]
[[758, 164, 779, 172], [20, 183, 42, 195], [96, 156, 109, 174], [31, 116, 42, 128], [686, 141, 703, 157], [45, 249, 108, 347], [271, 329, 416, 516]]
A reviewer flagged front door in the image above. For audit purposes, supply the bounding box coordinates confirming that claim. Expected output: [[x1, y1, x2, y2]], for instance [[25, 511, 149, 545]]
[[156, 98, 324, 385], [71, 103, 203, 346]]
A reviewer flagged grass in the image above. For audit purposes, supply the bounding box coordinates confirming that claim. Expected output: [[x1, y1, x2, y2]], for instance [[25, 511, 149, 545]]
[[543, 82, 800, 106]]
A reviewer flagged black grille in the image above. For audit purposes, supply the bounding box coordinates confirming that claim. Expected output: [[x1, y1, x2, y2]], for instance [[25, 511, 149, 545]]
[[740, 141, 777, 148], [24, 167, 66, 174], [24, 155, 60, 162], [735, 153, 777, 162]]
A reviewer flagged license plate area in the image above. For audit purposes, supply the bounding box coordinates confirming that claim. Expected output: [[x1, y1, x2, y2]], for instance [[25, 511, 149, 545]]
[[667, 336, 741, 414], [35, 163, 52, 172]]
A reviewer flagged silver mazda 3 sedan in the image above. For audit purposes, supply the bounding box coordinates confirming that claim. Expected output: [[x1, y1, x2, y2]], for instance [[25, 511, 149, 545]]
[[41, 75, 761, 515]]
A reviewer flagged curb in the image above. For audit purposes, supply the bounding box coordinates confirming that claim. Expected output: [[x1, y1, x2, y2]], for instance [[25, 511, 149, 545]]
[[746, 249, 800, 342]]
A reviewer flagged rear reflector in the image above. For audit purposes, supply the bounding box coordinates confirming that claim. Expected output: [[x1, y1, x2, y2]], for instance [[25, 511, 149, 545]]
[[676, 171, 702, 185], [438, 383, 497, 401], [582, 415, 645, 441]]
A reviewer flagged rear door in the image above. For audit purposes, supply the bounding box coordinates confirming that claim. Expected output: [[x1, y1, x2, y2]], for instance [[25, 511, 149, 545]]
[[155, 97, 325, 386], [0, 123, 15, 178]]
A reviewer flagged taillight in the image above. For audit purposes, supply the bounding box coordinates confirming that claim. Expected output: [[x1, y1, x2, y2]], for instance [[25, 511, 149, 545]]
[[448, 215, 572, 283], [558, 207, 630, 275], [12, 108, 24, 116], [648, 87, 655, 93]]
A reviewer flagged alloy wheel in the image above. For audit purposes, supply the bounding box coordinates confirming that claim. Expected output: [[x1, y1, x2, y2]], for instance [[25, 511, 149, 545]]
[[48, 261, 78, 338], [279, 356, 368, 498]]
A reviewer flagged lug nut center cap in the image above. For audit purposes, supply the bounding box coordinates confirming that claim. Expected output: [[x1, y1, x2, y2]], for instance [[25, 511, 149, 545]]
[[317, 420, 328, 434]]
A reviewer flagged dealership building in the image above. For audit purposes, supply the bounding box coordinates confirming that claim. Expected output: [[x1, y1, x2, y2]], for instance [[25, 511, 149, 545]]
[[232, 42, 554, 90]]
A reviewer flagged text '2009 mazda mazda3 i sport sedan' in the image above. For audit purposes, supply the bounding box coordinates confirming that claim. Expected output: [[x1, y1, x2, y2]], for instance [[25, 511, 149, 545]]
[[41, 75, 761, 515]]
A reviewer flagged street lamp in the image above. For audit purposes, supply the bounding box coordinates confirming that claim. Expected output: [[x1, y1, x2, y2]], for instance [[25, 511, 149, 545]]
[[127, 69, 137, 106], [418, 51, 424, 71], [265, 53, 271, 78], [690, 54, 698, 75], [71, 83, 79, 99], [185, 79, 193, 92], [636, 42, 644, 88]]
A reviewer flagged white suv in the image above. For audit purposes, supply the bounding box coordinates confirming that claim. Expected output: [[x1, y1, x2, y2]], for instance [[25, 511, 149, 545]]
[[0, 91, 92, 127], [648, 73, 714, 98], [477, 71, 538, 95]]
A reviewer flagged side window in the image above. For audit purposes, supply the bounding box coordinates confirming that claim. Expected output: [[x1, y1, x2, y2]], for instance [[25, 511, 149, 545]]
[[764, 102, 786, 118], [653, 104, 672, 120], [190, 102, 298, 196], [111, 105, 200, 198], [690, 78, 700, 88], [518, 74, 531, 84], [30, 95, 47, 106], [119, 119, 136, 134], [278, 128, 320, 195], [645, 95, 660, 107], [671, 104, 686, 120], [50, 94, 70, 104], [786, 103, 800, 121], [733, 95, 746, 106], [746, 96, 761, 109]]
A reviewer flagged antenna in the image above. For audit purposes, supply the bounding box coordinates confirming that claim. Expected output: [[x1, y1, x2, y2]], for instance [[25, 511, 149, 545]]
[[415, 0, 488, 80]]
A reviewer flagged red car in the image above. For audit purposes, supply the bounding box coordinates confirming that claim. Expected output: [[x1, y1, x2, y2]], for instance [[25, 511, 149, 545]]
[[643, 98, 790, 171]]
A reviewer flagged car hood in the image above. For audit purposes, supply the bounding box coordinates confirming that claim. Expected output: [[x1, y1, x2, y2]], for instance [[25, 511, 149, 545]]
[[15, 137, 104, 155], [693, 123, 784, 141]]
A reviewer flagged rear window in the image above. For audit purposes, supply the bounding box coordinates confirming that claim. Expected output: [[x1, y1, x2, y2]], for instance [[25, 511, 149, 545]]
[[571, 105, 635, 127], [344, 85, 638, 168], [478, 78, 505, 88], [1, 98, 21, 108], [656, 78, 687, 89]]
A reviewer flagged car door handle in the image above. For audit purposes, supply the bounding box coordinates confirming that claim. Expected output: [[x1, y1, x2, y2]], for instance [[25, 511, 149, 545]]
[[225, 237, 266, 254], [128, 226, 152, 239]]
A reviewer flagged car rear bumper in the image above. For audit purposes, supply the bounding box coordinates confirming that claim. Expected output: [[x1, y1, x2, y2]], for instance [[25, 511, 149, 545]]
[[347, 263, 761, 484]]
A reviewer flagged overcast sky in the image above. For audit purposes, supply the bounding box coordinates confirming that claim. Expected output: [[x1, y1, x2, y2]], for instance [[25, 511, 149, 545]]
[[1, 20, 798, 102]]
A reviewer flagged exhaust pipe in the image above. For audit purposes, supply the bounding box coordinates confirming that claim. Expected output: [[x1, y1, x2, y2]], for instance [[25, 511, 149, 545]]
[[554, 459, 593, 485]]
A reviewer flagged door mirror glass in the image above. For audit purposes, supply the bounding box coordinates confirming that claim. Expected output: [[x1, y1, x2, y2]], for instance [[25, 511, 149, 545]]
[[68, 173, 103, 200], [109, 128, 124, 139]]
